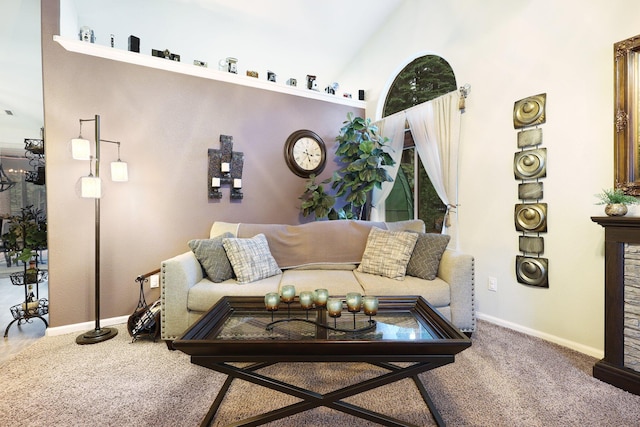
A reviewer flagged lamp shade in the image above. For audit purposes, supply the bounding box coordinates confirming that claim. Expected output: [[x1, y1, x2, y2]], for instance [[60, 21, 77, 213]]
[[71, 138, 91, 160], [80, 176, 101, 198], [110, 160, 128, 182]]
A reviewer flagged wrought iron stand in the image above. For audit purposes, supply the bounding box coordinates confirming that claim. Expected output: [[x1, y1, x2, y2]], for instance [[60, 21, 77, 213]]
[[4, 268, 48, 338]]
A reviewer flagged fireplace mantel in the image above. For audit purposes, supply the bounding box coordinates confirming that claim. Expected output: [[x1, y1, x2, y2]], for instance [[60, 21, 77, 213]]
[[592, 216, 640, 395]]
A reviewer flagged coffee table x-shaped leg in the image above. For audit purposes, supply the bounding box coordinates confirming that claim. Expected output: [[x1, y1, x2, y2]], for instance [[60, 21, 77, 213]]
[[193, 356, 453, 427]]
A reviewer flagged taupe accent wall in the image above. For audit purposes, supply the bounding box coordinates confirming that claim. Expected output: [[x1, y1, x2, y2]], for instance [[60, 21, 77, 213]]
[[41, 1, 363, 327]]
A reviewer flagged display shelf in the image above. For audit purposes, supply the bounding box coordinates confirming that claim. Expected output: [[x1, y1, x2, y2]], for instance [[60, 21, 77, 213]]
[[54, 36, 366, 109]]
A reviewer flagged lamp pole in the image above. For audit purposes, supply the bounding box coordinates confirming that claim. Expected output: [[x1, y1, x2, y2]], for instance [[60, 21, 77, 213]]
[[76, 114, 118, 344]]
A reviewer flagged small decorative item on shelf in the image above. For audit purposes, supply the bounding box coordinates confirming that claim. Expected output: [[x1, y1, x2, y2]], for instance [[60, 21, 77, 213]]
[[219, 57, 238, 73], [263, 289, 377, 333], [595, 188, 639, 216], [193, 60, 208, 68], [79, 26, 95, 43], [246, 70, 258, 78], [267, 71, 277, 82], [306, 75, 318, 91], [324, 82, 339, 95], [286, 78, 297, 87], [152, 48, 180, 61], [128, 35, 140, 53]]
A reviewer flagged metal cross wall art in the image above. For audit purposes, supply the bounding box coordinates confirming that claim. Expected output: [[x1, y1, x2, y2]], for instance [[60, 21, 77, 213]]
[[513, 93, 549, 288], [208, 134, 244, 200]]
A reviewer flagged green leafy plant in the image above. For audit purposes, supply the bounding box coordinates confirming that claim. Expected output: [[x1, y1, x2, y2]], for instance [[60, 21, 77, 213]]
[[299, 174, 336, 220], [595, 188, 639, 205], [330, 113, 395, 219], [2, 205, 47, 264]]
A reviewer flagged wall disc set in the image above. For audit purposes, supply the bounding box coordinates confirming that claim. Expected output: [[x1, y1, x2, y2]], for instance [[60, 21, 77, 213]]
[[513, 93, 548, 288]]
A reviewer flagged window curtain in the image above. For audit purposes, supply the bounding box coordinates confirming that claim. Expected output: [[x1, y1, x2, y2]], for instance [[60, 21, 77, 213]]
[[369, 111, 407, 221], [406, 90, 461, 247]]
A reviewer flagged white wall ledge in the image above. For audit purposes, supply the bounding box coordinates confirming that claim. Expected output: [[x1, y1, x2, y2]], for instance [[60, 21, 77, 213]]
[[54, 36, 366, 109]]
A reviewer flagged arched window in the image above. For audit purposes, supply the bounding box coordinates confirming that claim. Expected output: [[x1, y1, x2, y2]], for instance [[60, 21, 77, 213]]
[[382, 55, 456, 232]]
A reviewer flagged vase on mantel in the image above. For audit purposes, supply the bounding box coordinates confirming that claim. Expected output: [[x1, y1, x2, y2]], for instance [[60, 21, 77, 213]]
[[604, 203, 628, 216]]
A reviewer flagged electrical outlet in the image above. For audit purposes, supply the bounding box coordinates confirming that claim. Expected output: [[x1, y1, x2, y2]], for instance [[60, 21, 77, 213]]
[[488, 277, 498, 292], [149, 274, 159, 289]]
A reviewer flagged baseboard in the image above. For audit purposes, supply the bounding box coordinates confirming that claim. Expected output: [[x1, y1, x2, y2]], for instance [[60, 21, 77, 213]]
[[476, 312, 604, 359], [45, 315, 129, 337]]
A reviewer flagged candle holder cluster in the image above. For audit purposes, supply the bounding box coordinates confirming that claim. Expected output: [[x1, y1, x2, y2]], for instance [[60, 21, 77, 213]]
[[264, 286, 379, 333]]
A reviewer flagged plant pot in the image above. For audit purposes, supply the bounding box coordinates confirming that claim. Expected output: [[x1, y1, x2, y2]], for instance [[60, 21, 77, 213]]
[[605, 203, 628, 216]]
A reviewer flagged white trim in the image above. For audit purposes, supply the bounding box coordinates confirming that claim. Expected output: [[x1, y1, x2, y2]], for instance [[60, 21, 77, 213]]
[[476, 311, 604, 359], [54, 36, 366, 109], [45, 315, 129, 337]]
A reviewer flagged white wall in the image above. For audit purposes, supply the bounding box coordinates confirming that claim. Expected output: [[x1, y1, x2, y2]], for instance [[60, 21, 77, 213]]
[[337, 0, 640, 356]]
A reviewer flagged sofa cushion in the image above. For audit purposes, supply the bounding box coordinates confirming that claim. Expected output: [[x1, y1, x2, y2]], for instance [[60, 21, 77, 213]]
[[354, 271, 451, 307], [280, 269, 364, 295], [188, 233, 234, 283], [187, 276, 281, 312], [222, 233, 282, 284], [406, 233, 451, 280], [357, 227, 418, 280]]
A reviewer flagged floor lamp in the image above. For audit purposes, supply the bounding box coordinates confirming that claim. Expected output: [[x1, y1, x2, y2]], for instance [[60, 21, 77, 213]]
[[71, 115, 128, 345]]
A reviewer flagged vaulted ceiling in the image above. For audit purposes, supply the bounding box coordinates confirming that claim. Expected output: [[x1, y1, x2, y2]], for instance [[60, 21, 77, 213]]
[[0, 0, 405, 152]]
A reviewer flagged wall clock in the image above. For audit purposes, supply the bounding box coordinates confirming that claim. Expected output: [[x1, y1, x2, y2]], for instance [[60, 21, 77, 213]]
[[284, 130, 327, 178]]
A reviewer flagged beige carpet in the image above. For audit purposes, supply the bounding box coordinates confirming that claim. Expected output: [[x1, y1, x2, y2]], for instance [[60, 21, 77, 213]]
[[1, 320, 639, 426]]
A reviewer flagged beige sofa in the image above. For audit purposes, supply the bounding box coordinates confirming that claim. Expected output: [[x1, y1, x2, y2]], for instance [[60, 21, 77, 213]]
[[160, 220, 475, 344]]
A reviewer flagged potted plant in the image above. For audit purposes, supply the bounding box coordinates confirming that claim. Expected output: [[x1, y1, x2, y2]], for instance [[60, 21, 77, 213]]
[[595, 188, 639, 216], [330, 113, 395, 220], [298, 114, 396, 220], [2, 205, 47, 284], [299, 174, 337, 220]]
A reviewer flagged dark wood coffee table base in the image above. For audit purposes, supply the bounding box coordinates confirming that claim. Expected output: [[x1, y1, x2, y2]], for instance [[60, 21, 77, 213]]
[[193, 357, 452, 427], [174, 296, 471, 427]]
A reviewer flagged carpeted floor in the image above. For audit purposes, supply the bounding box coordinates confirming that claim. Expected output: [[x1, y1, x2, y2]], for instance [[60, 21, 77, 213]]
[[1, 320, 639, 426]]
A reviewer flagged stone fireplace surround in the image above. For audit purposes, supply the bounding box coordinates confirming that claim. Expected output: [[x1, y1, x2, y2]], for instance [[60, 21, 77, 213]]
[[592, 216, 640, 395]]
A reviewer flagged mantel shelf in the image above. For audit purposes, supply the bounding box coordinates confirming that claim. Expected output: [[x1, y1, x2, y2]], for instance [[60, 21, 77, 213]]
[[53, 36, 366, 109]]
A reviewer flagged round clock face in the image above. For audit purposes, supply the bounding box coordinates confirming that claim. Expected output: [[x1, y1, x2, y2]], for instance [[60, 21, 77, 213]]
[[284, 130, 327, 178]]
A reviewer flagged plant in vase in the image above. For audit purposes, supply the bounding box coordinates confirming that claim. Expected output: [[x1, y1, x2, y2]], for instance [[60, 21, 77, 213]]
[[299, 174, 337, 220], [331, 113, 395, 220], [2, 205, 47, 285], [595, 188, 639, 216], [298, 113, 396, 220]]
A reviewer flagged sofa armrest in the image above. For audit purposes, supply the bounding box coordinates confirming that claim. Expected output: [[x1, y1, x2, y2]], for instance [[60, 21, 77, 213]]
[[438, 249, 476, 332], [161, 251, 203, 341]]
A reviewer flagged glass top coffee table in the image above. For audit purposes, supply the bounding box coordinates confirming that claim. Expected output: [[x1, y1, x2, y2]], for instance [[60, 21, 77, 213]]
[[173, 295, 471, 427]]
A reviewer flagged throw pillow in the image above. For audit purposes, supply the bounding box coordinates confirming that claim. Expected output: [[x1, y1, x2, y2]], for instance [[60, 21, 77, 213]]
[[406, 233, 451, 280], [357, 227, 419, 280], [222, 233, 282, 284], [188, 232, 235, 283]]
